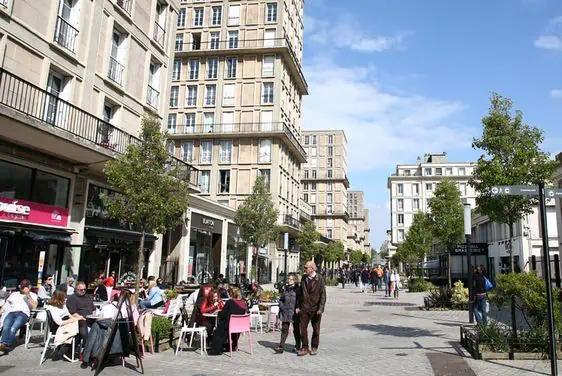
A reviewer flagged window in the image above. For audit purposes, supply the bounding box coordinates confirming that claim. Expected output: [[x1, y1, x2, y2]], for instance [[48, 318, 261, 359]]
[[310, 158, 317, 168], [311, 205, 316, 215], [327, 181, 333, 191], [199, 171, 210, 193], [311, 182, 317, 191], [312, 135, 317, 144], [169, 86, 179, 107], [200, 141, 212, 164], [436, 168, 442, 176], [328, 158, 333, 168], [304, 170, 309, 179], [413, 198, 420, 210], [262, 83, 274, 104], [219, 170, 230, 193], [259, 139, 272, 163], [172, 60, 181, 80], [260, 110, 273, 131], [426, 183, 433, 191], [263, 55, 274, 76], [211, 6, 222, 26], [167, 114, 176, 134], [425, 168, 432, 176], [177, 8, 186, 27], [303, 193, 309, 202], [223, 84, 235, 106], [181, 142, 193, 162], [397, 183, 403, 194], [219, 140, 232, 163], [311, 171, 317, 179], [228, 31, 239, 48], [413, 183, 419, 195], [203, 113, 215, 132], [327, 229, 333, 239], [459, 167, 466, 175], [404, 170, 411, 176], [221, 112, 234, 132], [190, 32, 201, 50], [259, 169, 271, 191], [304, 136, 309, 145], [327, 193, 333, 204], [55, 0, 79, 53], [103, 102, 117, 124], [398, 229, 405, 242], [263, 29, 276, 47], [327, 169, 333, 178], [328, 135, 334, 144], [310, 147, 317, 157], [207, 58, 218, 79], [108, 29, 126, 85], [263, 2, 278, 22], [459, 183, 467, 195], [398, 214, 404, 225], [184, 113, 195, 132], [446, 167, 453, 176], [175, 33, 184, 51], [328, 146, 333, 156], [397, 199, 404, 210], [327, 205, 333, 214], [193, 8, 204, 27], [225, 57, 237, 78], [309, 194, 316, 204], [210, 32, 220, 50], [167, 141, 175, 156], [188, 59, 199, 80], [205, 85, 216, 106], [228, 5, 240, 25], [186, 86, 197, 106]]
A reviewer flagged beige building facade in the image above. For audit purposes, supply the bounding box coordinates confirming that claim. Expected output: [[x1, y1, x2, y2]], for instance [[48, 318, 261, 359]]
[[347, 191, 369, 253], [168, 0, 308, 283], [0, 0, 191, 288]]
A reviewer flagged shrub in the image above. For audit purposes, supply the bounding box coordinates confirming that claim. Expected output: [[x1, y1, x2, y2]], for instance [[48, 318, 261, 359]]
[[164, 289, 178, 301], [451, 280, 469, 310], [425, 287, 453, 309], [408, 278, 435, 292], [261, 290, 280, 302], [477, 322, 510, 353], [151, 316, 173, 338], [325, 278, 339, 287]]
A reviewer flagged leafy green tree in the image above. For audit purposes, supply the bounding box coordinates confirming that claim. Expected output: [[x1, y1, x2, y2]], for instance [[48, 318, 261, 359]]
[[349, 250, 364, 266], [102, 116, 191, 298], [396, 212, 433, 264], [429, 179, 464, 287], [361, 253, 372, 265], [471, 93, 557, 272], [297, 220, 321, 268], [234, 176, 279, 282]]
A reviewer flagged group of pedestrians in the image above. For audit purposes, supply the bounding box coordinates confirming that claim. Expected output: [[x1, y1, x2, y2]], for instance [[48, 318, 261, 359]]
[[338, 265, 401, 299]]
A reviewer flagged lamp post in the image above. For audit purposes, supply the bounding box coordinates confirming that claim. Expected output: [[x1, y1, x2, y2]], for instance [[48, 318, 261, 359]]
[[464, 202, 474, 324], [283, 232, 289, 283]]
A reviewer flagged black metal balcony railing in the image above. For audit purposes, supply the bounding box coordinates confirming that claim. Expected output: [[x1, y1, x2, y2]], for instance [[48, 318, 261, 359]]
[[107, 56, 125, 86], [116, 0, 132, 15], [169, 121, 306, 159], [300, 209, 311, 221], [146, 84, 159, 109], [54, 16, 78, 54], [0, 68, 199, 187], [153, 22, 166, 48], [282, 215, 302, 230]]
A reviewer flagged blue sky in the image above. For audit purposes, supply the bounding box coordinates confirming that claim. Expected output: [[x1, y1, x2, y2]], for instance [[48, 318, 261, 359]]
[[301, 0, 562, 249]]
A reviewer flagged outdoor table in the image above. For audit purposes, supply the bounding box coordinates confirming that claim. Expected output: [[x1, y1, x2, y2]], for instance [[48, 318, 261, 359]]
[[202, 312, 220, 329], [259, 302, 279, 331]]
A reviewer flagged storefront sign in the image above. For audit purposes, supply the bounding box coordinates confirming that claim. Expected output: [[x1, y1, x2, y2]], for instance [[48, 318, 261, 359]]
[[85, 184, 137, 231], [0, 196, 69, 228], [37, 251, 46, 287], [450, 243, 488, 256], [192, 213, 222, 234]]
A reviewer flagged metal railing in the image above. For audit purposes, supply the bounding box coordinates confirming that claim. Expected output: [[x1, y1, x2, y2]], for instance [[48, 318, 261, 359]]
[[153, 22, 166, 48], [302, 170, 350, 181], [54, 16, 78, 53], [107, 56, 125, 85], [0, 68, 198, 187], [146, 84, 159, 109], [116, 0, 132, 15], [281, 215, 302, 230], [0, 0, 8, 8], [169, 121, 306, 158]]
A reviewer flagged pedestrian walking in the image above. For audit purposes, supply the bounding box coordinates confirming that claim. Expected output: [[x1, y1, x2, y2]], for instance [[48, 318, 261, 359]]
[[297, 261, 326, 357], [339, 268, 346, 289], [376, 266, 383, 291], [274, 273, 301, 354], [361, 267, 370, 293], [472, 266, 488, 325], [384, 267, 391, 297], [391, 270, 400, 299], [370, 268, 378, 293]]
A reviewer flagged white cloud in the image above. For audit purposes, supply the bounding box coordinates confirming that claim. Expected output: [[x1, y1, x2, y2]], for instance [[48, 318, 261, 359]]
[[551, 89, 562, 99], [535, 16, 562, 51], [302, 58, 471, 172], [306, 15, 411, 53]]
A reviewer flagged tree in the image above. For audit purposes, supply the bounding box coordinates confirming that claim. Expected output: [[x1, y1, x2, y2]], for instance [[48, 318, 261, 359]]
[[361, 253, 372, 265], [349, 250, 363, 266], [102, 116, 191, 299], [395, 212, 433, 265], [429, 179, 464, 287], [471, 93, 557, 273], [234, 176, 279, 282], [297, 220, 321, 268]]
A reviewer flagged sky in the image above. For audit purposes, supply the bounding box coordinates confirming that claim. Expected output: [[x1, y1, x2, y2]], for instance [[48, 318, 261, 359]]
[[300, 0, 562, 250]]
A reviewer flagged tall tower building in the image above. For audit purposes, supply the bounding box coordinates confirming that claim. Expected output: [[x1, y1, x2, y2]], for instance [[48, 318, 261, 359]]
[[348, 191, 367, 252], [169, 0, 308, 282], [301, 130, 350, 245]]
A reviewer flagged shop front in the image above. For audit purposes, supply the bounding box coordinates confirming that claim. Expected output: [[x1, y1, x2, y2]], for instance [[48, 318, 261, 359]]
[[0, 158, 75, 288], [251, 246, 272, 285], [189, 213, 223, 284], [226, 223, 246, 284]]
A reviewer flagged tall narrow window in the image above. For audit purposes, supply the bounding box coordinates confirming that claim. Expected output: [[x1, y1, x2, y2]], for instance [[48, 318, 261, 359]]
[[327, 181, 333, 191], [54, 0, 79, 53], [108, 29, 126, 85], [184, 113, 195, 133], [212, 6, 222, 25], [260, 111, 273, 131], [172, 60, 181, 80], [262, 83, 274, 104], [181, 141, 193, 162], [223, 84, 235, 106], [327, 158, 333, 168], [193, 8, 204, 27], [200, 171, 210, 193], [167, 114, 176, 134], [397, 199, 404, 210], [154, 2, 166, 47], [259, 139, 272, 163], [203, 113, 215, 132], [188, 59, 199, 80], [263, 55, 274, 76], [167, 142, 175, 156], [225, 57, 237, 78], [147, 62, 160, 108], [186, 86, 197, 106], [228, 31, 239, 48], [175, 33, 184, 51], [259, 169, 271, 191], [210, 31, 220, 50], [200, 141, 212, 164], [222, 112, 234, 132], [228, 5, 240, 25], [266, 3, 278, 22], [328, 135, 334, 144], [398, 214, 404, 225], [219, 170, 231, 193], [397, 183, 403, 194], [327, 193, 333, 204], [264, 29, 275, 47], [205, 85, 216, 106], [207, 58, 218, 79], [169, 86, 179, 107], [220, 140, 232, 163], [177, 8, 186, 27]]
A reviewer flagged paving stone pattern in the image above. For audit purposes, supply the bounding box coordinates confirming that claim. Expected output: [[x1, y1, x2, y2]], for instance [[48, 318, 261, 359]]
[[0, 286, 560, 375]]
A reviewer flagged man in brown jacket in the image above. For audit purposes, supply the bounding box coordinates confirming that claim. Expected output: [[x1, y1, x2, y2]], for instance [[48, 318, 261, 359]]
[[297, 261, 326, 356]]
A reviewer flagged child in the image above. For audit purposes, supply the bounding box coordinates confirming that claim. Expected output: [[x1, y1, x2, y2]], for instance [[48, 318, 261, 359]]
[[274, 273, 301, 354]]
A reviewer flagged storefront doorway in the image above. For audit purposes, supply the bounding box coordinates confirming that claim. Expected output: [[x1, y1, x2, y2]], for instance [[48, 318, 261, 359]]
[[189, 213, 223, 284]]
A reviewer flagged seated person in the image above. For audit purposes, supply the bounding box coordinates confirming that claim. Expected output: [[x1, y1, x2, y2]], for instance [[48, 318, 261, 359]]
[[138, 277, 163, 309], [38, 274, 54, 304], [199, 289, 224, 338], [246, 282, 263, 308], [187, 285, 212, 328], [66, 281, 95, 369], [210, 287, 248, 355], [93, 278, 108, 302], [46, 290, 84, 359], [156, 278, 167, 290], [138, 279, 148, 300], [0, 279, 38, 353], [217, 282, 230, 300]]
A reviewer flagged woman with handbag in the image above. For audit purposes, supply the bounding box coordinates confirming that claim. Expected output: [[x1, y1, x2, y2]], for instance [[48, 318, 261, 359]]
[[391, 270, 400, 299]]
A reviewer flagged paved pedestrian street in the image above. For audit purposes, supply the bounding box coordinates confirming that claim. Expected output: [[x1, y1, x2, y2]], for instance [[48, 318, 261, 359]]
[[1, 286, 559, 376]]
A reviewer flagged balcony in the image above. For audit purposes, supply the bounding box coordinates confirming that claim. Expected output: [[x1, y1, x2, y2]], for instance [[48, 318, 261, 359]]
[[54, 16, 78, 54], [279, 214, 302, 235], [167, 121, 307, 163], [0, 68, 198, 187], [176, 36, 307, 95], [302, 170, 350, 187], [311, 204, 349, 221], [299, 198, 312, 221], [107, 56, 125, 86], [146, 85, 159, 109], [116, 0, 132, 15], [153, 22, 166, 48]]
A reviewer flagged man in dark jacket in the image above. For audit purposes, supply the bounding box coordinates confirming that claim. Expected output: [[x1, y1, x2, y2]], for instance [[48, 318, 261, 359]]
[[297, 261, 326, 356]]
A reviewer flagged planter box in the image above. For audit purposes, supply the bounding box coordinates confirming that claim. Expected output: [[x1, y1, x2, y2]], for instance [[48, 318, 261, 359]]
[[480, 351, 510, 360], [152, 328, 180, 353]]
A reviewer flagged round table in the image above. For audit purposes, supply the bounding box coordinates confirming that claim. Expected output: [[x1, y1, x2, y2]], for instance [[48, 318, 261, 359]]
[[202, 312, 220, 329], [259, 302, 279, 331]]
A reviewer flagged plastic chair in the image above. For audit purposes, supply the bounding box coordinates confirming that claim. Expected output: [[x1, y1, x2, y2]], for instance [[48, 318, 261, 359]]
[[269, 306, 280, 332], [110, 289, 121, 301], [175, 321, 207, 356], [25, 309, 47, 348], [39, 310, 78, 365], [249, 305, 263, 334], [228, 314, 252, 357]]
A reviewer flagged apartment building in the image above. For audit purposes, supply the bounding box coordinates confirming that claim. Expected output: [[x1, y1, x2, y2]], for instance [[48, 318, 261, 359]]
[[168, 0, 308, 283], [301, 130, 350, 247], [363, 208, 371, 254], [0, 0, 190, 288], [347, 190, 367, 252], [387, 153, 477, 246]]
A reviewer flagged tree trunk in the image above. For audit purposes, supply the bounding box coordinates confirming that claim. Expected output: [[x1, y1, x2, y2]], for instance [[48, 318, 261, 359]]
[[508, 222, 517, 340], [448, 251, 452, 288], [254, 245, 259, 283], [134, 229, 145, 303]]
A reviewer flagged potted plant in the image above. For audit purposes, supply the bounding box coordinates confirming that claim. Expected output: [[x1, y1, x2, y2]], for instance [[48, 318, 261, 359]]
[[151, 316, 177, 352]]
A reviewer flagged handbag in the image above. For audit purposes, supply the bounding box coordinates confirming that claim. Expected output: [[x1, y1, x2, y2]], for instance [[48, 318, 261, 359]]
[[484, 277, 493, 292]]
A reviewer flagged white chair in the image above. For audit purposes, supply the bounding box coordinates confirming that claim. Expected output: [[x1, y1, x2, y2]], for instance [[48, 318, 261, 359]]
[[25, 309, 47, 348], [175, 322, 207, 356], [39, 311, 78, 365], [249, 305, 263, 334], [268, 306, 280, 332]]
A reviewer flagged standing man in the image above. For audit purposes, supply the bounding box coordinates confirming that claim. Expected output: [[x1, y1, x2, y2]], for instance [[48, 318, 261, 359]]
[[297, 261, 326, 356]]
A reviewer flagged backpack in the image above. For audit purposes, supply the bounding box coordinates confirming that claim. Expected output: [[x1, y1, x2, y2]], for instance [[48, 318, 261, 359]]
[[484, 277, 493, 292]]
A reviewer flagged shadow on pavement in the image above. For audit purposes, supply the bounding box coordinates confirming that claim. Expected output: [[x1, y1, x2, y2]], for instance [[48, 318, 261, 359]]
[[352, 324, 444, 338], [364, 301, 417, 307], [392, 312, 467, 324]]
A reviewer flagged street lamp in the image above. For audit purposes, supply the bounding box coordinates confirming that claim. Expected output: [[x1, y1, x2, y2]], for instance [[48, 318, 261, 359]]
[[283, 232, 289, 283], [463, 202, 474, 324]]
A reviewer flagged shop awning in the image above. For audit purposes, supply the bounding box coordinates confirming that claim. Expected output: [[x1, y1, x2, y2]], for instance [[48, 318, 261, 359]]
[[85, 226, 157, 241], [0, 220, 77, 242]]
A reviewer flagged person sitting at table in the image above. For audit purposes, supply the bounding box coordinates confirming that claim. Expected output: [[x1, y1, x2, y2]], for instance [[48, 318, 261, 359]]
[[138, 279, 148, 300], [210, 287, 248, 355], [66, 281, 95, 369], [199, 289, 224, 338], [156, 277, 167, 290], [104, 271, 116, 288], [38, 274, 54, 304], [187, 285, 212, 328], [93, 278, 108, 302], [138, 276, 163, 309], [217, 282, 230, 300], [246, 282, 263, 308], [0, 279, 38, 353], [46, 290, 84, 360]]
